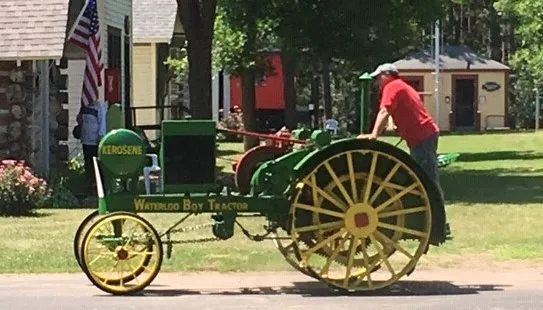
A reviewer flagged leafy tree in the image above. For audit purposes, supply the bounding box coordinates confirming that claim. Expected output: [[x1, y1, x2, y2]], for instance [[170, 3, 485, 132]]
[[495, 0, 543, 128], [269, 0, 446, 127]]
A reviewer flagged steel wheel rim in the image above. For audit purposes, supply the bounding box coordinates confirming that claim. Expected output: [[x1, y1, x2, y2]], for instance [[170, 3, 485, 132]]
[[81, 213, 163, 294], [270, 228, 314, 277], [290, 149, 432, 291]]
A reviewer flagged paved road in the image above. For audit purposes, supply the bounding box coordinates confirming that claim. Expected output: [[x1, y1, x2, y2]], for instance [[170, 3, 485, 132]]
[[0, 269, 542, 310]]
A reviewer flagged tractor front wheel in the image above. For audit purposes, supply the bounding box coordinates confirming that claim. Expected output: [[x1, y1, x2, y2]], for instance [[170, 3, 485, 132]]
[[79, 211, 163, 295]]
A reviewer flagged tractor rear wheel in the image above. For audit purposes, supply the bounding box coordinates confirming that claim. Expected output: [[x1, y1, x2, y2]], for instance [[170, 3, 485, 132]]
[[289, 141, 437, 292]]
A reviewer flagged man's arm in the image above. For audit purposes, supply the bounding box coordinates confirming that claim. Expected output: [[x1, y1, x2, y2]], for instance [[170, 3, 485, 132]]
[[358, 83, 397, 140], [370, 107, 390, 138]]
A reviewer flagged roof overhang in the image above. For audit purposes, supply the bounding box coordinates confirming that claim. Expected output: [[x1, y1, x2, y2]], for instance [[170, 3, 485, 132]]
[[397, 68, 511, 73]]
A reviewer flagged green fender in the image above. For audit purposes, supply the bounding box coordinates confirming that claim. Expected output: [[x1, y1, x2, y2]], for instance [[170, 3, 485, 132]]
[[291, 137, 449, 246]]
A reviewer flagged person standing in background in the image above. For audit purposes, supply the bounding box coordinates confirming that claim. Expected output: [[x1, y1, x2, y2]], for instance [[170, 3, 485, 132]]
[[77, 100, 106, 189]]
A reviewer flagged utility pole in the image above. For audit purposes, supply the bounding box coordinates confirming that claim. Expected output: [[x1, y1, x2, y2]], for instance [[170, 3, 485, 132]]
[[434, 20, 440, 128]]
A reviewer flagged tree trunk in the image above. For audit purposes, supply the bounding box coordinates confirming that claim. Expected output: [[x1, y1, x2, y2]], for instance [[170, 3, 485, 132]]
[[282, 51, 298, 130], [241, 69, 259, 150], [451, 4, 460, 44], [177, 0, 217, 119], [487, 0, 502, 61], [322, 56, 333, 120], [310, 75, 322, 128]]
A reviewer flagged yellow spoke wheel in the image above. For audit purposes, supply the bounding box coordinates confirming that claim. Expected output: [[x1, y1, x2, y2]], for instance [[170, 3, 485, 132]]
[[76, 213, 155, 286], [80, 211, 163, 295], [290, 148, 432, 292]]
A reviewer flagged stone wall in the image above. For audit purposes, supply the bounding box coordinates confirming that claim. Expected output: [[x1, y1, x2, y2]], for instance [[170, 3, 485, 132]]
[[0, 61, 34, 161], [0, 60, 68, 178]]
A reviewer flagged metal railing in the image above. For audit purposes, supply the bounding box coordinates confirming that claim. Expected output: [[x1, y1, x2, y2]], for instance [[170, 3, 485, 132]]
[[129, 105, 190, 131]]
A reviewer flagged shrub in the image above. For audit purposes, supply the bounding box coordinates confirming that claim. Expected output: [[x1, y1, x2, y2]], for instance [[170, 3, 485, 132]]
[[46, 155, 88, 206], [0, 159, 50, 216]]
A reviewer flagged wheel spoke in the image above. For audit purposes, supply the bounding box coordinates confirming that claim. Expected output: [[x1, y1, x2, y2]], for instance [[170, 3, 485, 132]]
[[378, 206, 428, 218], [343, 235, 358, 286], [293, 203, 345, 218], [369, 163, 400, 204], [324, 162, 355, 206], [369, 234, 395, 278], [127, 251, 157, 256], [352, 238, 376, 287], [374, 183, 419, 213], [362, 152, 378, 204], [377, 222, 427, 238], [304, 175, 347, 211], [374, 230, 414, 259], [87, 253, 105, 267], [294, 221, 344, 233], [301, 229, 346, 258], [346, 152, 358, 203], [100, 264, 118, 284], [319, 235, 348, 277]]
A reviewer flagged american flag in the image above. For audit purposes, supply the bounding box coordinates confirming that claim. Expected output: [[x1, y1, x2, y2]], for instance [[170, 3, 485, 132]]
[[67, 0, 103, 107]]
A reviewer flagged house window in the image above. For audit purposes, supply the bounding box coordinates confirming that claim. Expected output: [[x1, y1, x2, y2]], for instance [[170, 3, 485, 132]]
[[402, 76, 424, 91], [402, 75, 426, 102], [107, 26, 122, 69]]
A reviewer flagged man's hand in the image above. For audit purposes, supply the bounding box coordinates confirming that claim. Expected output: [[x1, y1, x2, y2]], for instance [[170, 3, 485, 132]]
[[356, 133, 377, 140]]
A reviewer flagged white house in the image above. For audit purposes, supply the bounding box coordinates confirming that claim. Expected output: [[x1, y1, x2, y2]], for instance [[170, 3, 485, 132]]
[[63, 0, 132, 158]]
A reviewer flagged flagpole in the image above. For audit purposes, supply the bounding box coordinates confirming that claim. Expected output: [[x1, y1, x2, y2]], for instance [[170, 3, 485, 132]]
[[434, 20, 440, 128], [66, 0, 90, 41]]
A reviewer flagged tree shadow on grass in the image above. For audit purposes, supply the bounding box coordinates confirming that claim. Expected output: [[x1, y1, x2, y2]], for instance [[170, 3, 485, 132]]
[[106, 280, 508, 297], [0, 211, 52, 218], [441, 167, 543, 205], [216, 149, 241, 157], [456, 151, 543, 163]]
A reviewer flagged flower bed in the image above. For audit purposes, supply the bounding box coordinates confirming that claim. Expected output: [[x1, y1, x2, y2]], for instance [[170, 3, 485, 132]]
[[0, 159, 50, 216]]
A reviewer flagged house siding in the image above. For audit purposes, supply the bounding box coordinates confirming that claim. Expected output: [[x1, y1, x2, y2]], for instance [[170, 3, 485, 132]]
[[104, 0, 131, 107], [62, 59, 86, 158], [133, 44, 158, 139]]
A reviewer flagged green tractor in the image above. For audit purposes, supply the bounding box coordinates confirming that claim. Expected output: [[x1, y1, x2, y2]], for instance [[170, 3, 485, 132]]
[[73, 118, 450, 295]]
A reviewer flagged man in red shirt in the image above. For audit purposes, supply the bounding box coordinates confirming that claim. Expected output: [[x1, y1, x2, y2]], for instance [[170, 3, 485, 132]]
[[357, 63, 442, 194]]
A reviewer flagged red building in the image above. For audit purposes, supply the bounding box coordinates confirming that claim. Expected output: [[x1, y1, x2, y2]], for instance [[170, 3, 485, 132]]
[[227, 50, 286, 132]]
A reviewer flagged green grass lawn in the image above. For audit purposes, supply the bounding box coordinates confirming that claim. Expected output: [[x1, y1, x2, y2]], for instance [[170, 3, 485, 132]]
[[1, 131, 543, 273]]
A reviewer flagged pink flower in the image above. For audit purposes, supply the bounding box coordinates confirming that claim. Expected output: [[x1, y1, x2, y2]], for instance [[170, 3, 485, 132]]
[[1, 159, 16, 166]]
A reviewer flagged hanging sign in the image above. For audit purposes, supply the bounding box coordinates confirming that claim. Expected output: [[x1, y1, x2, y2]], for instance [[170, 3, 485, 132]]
[[482, 81, 501, 92]]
